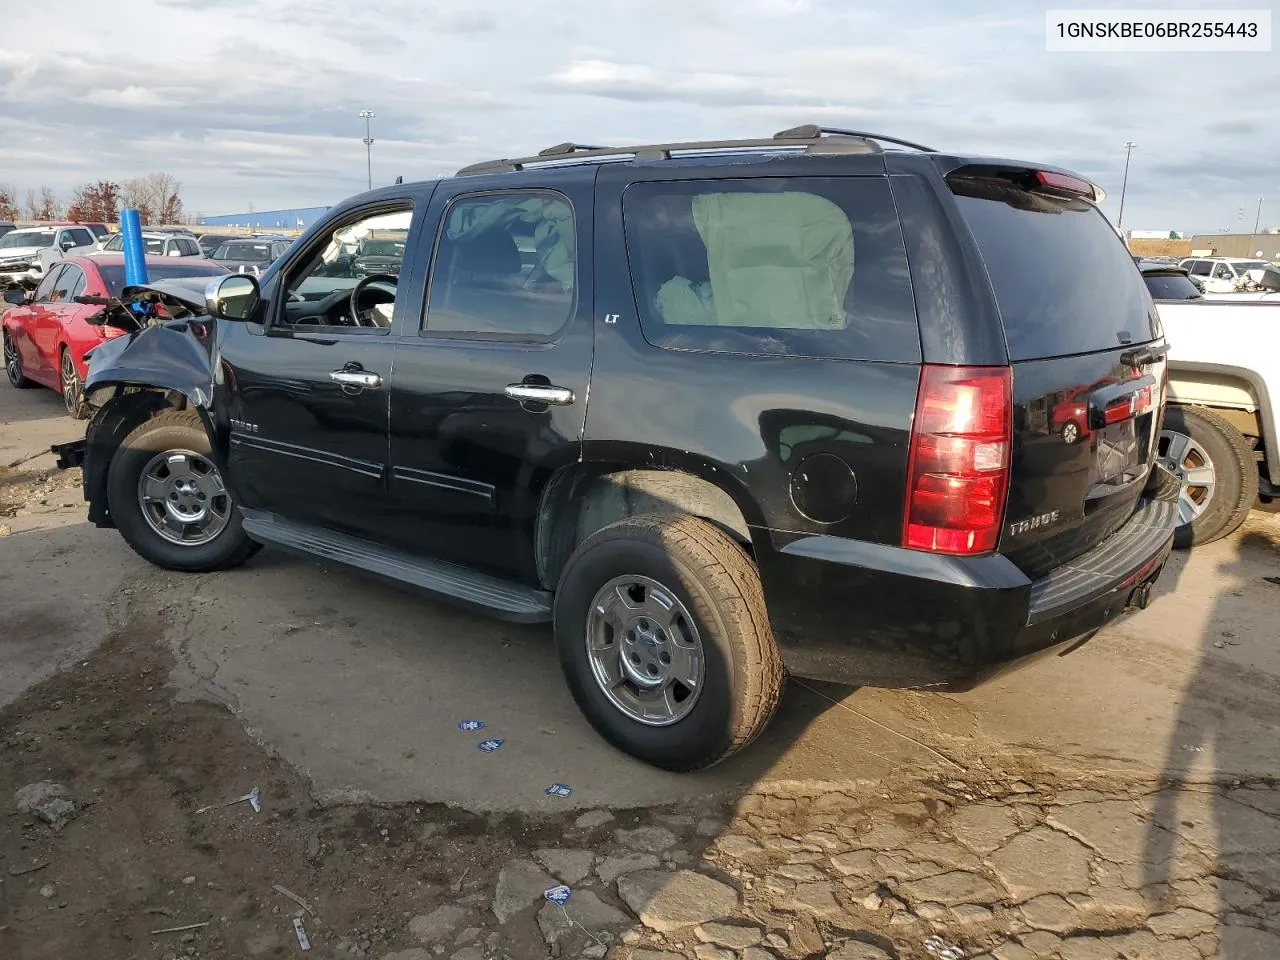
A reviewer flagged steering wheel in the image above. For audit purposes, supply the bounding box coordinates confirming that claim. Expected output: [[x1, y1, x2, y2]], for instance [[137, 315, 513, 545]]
[[348, 273, 399, 327]]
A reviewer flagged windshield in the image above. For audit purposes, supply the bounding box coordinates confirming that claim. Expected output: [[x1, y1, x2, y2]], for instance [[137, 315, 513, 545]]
[[1235, 260, 1268, 271], [97, 262, 229, 298], [213, 241, 272, 262], [1143, 271, 1203, 301], [0, 231, 54, 249], [358, 240, 405, 258]]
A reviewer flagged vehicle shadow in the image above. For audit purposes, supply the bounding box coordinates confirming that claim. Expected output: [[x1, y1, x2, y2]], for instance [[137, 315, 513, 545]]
[[1141, 527, 1280, 957]]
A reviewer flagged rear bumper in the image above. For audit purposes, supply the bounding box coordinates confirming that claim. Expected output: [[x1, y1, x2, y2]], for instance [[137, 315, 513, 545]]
[[757, 488, 1178, 688]]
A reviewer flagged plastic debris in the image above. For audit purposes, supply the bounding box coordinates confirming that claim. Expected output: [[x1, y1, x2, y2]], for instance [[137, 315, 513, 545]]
[[544, 783, 573, 798], [457, 720, 487, 732], [196, 786, 260, 815], [923, 935, 964, 960], [544, 884, 572, 905], [150, 921, 211, 935], [273, 884, 316, 917], [293, 917, 311, 951], [478, 738, 504, 753]]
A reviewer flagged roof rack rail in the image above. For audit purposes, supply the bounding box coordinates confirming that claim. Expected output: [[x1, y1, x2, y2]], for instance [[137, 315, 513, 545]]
[[454, 124, 892, 176], [773, 124, 936, 153]]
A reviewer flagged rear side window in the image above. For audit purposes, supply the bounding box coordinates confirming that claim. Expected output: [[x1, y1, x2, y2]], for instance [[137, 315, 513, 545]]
[[424, 191, 576, 341], [623, 177, 920, 363], [950, 178, 1157, 360]]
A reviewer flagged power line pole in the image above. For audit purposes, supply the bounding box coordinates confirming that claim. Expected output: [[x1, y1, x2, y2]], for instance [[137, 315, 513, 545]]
[[1117, 140, 1136, 231], [360, 110, 376, 190]]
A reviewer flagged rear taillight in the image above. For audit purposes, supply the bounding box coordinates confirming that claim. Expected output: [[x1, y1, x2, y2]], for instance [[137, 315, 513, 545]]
[[903, 364, 1013, 555]]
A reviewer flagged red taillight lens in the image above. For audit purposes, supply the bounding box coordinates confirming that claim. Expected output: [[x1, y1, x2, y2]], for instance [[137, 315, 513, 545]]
[[904, 365, 1012, 555], [1034, 169, 1095, 198]]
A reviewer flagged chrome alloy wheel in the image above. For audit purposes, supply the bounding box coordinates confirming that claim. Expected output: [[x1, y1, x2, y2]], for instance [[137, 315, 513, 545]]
[[585, 574, 705, 726], [136, 449, 232, 546], [61, 350, 80, 415], [4, 332, 21, 386], [1159, 428, 1217, 525]]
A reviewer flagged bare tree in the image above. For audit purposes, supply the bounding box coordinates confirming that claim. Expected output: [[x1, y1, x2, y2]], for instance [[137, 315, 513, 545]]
[[0, 185, 19, 221], [122, 172, 183, 225], [23, 186, 60, 221]]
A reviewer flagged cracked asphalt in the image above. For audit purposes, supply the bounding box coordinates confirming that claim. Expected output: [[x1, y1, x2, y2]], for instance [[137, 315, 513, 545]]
[[2, 383, 1279, 959]]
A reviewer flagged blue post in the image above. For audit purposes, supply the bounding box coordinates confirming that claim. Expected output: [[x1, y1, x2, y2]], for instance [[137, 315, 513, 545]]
[[120, 208, 149, 288]]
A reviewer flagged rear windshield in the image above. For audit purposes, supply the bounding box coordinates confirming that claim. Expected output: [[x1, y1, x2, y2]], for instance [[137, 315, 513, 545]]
[[1143, 271, 1202, 301], [950, 178, 1158, 360], [99, 262, 228, 298], [214, 241, 272, 262]]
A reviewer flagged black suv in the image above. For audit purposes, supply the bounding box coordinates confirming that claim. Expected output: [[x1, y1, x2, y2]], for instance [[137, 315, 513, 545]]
[[56, 126, 1177, 771]]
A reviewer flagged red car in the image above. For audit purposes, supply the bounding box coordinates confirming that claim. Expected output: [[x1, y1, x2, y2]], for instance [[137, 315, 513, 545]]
[[3, 254, 228, 418]]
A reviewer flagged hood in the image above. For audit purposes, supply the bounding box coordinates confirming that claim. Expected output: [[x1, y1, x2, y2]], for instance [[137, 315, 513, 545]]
[[0, 245, 45, 262], [120, 276, 214, 311]]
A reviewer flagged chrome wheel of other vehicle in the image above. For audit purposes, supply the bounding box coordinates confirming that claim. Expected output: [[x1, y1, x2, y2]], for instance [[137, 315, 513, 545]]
[[585, 574, 705, 727], [136, 449, 231, 546], [1159, 428, 1217, 524], [61, 350, 81, 416], [1061, 421, 1080, 445]]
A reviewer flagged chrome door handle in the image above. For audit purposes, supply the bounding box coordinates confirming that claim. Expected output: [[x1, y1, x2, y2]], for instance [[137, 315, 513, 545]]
[[330, 369, 382, 388], [504, 383, 575, 405]]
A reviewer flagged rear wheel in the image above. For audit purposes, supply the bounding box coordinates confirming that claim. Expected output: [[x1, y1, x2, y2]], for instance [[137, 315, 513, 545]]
[[554, 514, 783, 772], [107, 410, 260, 572], [60, 348, 87, 419], [1160, 405, 1257, 548], [4, 329, 32, 388]]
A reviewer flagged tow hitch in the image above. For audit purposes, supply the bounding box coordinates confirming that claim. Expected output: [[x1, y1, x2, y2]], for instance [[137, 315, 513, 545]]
[[1129, 579, 1155, 611], [51, 439, 87, 470]]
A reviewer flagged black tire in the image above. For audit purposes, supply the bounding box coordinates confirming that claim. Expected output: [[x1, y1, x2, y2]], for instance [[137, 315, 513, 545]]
[[554, 514, 783, 772], [60, 348, 88, 419], [4, 329, 33, 388], [1161, 405, 1257, 549], [107, 410, 260, 572]]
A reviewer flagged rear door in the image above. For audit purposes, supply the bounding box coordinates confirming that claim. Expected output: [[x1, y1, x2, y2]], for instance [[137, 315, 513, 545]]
[[947, 173, 1166, 578]]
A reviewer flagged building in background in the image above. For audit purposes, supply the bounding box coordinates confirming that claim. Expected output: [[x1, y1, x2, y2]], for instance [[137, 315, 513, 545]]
[[197, 206, 329, 230]]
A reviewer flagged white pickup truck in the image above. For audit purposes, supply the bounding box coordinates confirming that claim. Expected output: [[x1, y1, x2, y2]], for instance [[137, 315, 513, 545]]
[[1139, 261, 1279, 546]]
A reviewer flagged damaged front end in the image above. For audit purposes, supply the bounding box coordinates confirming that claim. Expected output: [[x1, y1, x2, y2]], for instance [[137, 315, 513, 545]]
[[51, 277, 224, 527]]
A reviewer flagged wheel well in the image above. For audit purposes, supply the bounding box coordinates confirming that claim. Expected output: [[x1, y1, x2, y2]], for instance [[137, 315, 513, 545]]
[[82, 387, 193, 526], [535, 466, 754, 590]]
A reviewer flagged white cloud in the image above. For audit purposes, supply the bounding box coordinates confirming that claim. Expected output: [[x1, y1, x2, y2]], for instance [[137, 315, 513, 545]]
[[0, 0, 1271, 232]]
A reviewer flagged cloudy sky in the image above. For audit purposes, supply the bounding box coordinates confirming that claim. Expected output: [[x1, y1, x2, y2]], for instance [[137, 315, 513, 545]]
[[0, 0, 1274, 232]]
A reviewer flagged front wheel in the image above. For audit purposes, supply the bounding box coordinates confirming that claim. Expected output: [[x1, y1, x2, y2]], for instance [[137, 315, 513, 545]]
[[4, 329, 32, 388], [1160, 405, 1258, 548], [554, 514, 783, 772], [107, 410, 260, 572]]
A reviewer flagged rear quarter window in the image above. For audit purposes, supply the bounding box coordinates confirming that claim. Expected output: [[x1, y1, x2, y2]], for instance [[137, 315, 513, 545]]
[[622, 177, 920, 363], [949, 178, 1158, 360]]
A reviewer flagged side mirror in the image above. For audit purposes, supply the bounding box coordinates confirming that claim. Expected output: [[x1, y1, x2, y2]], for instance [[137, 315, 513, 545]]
[[204, 275, 260, 321], [59, 237, 76, 251], [167, 249, 182, 257], [3, 288, 29, 306]]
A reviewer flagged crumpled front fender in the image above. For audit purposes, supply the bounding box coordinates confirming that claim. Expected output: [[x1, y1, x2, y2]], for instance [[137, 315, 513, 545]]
[[83, 320, 218, 410]]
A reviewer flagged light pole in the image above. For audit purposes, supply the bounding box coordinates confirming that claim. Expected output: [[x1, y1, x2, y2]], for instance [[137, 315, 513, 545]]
[[359, 110, 375, 190], [1253, 196, 1264, 236], [1117, 140, 1136, 231]]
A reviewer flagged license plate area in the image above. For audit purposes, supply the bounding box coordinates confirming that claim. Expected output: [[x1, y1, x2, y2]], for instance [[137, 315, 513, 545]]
[[1088, 418, 1150, 497]]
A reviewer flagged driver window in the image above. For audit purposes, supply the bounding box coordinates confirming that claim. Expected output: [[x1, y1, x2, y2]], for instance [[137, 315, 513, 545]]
[[1213, 263, 1232, 279], [278, 204, 413, 333]]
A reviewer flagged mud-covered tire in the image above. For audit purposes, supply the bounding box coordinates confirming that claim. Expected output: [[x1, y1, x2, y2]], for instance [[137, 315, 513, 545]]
[[107, 410, 260, 572], [1162, 405, 1257, 548], [554, 514, 783, 772], [3, 329, 33, 388]]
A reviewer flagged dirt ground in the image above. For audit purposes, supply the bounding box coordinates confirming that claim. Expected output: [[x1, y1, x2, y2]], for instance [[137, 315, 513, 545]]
[[2, 385, 1279, 960]]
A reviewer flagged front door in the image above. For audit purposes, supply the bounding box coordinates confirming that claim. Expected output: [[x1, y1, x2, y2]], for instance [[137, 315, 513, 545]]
[[383, 175, 595, 582], [21, 264, 66, 383], [219, 198, 424, 536]]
